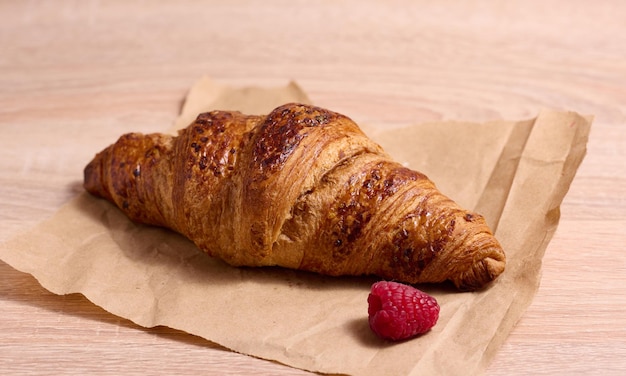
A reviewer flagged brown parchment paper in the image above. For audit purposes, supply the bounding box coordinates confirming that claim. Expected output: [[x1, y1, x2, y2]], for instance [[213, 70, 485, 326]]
[[0, 76, 592, 375]]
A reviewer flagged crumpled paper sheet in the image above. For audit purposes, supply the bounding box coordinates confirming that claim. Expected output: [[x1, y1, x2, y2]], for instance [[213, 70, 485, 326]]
[[0, 76, 592, 375]]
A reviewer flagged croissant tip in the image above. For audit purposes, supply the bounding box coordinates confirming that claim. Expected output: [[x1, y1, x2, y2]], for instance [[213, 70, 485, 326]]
[[83, 159, 98, 192], [483, 256, 506, 280], [454, 254, 506, 291], [83, 154, 108, 199]]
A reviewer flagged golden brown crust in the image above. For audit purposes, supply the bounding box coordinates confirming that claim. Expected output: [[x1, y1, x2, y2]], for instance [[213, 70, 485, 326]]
[[84, 103, 505, 290]]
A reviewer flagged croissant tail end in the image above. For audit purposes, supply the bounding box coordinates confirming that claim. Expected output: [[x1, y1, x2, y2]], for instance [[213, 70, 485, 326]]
[[454, 255, 506, 291], [83, 154, 109, 200]]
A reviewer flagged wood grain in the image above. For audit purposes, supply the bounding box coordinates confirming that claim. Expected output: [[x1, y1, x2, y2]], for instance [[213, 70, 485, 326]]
[[1, 1, 625, 374]]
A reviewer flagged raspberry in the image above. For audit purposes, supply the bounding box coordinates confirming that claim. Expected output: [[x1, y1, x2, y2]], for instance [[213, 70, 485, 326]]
[[367, 281, 440, 341]]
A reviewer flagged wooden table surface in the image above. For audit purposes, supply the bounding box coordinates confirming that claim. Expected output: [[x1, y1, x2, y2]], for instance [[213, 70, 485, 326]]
[[1, 1, 625, 374]]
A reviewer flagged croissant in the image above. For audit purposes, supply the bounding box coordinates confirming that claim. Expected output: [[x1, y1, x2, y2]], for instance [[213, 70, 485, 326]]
[[84, 103, 505, 290]]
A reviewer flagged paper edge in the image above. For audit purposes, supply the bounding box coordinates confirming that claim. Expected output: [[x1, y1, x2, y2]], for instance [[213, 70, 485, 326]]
[[475, 108, 592, 373]]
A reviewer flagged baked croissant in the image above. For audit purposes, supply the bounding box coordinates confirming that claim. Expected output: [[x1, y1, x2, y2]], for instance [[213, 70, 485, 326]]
[[84, 103, 505, 290]]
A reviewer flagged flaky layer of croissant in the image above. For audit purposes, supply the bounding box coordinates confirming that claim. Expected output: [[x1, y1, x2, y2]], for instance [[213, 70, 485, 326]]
[[84, 103, 505, 290]]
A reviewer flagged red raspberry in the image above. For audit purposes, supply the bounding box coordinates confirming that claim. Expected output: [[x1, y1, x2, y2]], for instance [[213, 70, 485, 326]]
[[367, 281, 440, 341]]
